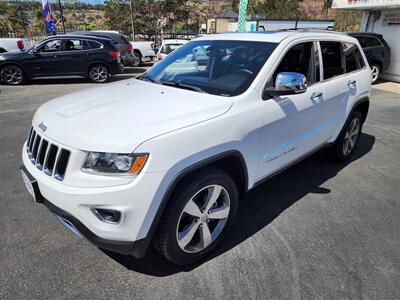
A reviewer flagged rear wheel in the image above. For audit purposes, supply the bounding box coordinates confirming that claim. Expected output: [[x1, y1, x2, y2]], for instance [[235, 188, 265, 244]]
[[1, 65, 25, 85], [156, 167, 238, 265], [89, 64, 109, 83], [330, 111, 363, 161], [371, 64, 380, 83], [132, 52, 141, 67]]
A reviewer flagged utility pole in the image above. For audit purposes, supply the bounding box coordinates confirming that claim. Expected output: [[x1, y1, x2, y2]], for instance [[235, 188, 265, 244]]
[[58, 0, 66, 34], [129, 0, 135, 40]]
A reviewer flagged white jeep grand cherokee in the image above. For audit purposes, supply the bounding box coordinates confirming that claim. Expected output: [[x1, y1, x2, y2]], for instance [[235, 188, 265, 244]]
[[21, 30, 371, 265]]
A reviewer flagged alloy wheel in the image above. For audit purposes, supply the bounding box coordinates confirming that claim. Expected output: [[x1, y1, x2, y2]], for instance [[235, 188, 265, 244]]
[[371, 65, 380, 83], [90, 65, 108, 82], [1, 66, 23, 85], [176, 184, 230, 253], [343, 117, 360, 156]]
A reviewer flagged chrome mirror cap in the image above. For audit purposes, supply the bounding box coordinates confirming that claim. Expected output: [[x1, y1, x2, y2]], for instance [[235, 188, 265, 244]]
[[263, 72, 307, 99]]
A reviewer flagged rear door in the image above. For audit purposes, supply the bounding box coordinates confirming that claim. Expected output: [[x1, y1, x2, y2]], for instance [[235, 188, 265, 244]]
[[60, 38, 91, 76], [318, 40, 368, 140]]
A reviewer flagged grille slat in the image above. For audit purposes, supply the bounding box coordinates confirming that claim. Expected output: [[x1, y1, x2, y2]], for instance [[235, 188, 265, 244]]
[[54, 150, 70, 181], [26, 127, 70, 181], [36, 140, 48, 170], [28, 131, 36, 156], [31, 135, 41, 162], [27, 127, 33, 150], [44, 144, 58, 176]]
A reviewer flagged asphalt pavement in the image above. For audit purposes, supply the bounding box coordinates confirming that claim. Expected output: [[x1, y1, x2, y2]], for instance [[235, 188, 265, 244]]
[[0, 77, 399, 299]]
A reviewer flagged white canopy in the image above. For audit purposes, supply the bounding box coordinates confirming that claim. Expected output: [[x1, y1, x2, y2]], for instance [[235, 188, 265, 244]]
[[333, 0, 400, 10]]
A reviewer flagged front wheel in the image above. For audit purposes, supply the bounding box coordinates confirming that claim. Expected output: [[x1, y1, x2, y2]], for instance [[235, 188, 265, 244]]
[[156, 167, 238, 265], [330, 111, 363, 161], [89, 64, 109, 83], [1, 65, 25, 85]]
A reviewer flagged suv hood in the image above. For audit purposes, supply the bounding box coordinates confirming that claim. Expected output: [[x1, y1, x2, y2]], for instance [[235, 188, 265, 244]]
[[33, 79, 233, 153]]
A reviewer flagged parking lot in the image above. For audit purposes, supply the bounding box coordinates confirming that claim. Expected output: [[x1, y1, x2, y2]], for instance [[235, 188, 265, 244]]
[[0, 76, 399, 299]]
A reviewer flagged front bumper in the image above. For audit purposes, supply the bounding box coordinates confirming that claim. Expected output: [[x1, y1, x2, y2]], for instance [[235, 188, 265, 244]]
[[20, 165, 151, 257], [22, 140, 167, 254]]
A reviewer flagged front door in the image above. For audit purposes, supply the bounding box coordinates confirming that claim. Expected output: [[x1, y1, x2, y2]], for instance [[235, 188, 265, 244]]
[[257, 41, 328, 180]]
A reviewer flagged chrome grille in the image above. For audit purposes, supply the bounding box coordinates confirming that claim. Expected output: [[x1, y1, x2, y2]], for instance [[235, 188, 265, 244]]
[[26, 127, 70, 181]]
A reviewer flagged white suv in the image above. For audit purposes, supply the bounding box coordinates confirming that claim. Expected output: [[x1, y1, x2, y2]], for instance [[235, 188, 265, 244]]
[[21, 30, 371, 265]]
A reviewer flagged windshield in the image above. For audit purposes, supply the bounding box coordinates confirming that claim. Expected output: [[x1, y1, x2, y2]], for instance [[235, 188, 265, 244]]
[[140, 39, 277, 97]]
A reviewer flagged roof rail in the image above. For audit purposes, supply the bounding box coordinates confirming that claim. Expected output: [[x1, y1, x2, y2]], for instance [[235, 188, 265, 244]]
[[279, 28, 346, 35]]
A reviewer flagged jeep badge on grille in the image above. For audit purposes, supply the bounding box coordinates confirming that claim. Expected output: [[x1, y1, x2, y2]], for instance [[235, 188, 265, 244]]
[[38, 122, 47, 132]]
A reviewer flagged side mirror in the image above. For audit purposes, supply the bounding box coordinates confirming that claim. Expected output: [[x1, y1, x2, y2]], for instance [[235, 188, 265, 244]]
[[263, 72, 307, 100]]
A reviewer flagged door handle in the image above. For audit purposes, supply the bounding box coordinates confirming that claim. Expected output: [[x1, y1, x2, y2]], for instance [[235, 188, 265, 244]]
[[348, 80, 356, 87], [311, 92, 323, 99]]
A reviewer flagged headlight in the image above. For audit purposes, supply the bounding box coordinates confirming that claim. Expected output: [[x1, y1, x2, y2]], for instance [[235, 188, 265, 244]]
[[82, 152, 148, 175]]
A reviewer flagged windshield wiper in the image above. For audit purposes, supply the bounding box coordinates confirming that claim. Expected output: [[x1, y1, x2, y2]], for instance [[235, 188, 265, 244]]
[[161, 81, 207, 94], [138, 74, 159, 84]]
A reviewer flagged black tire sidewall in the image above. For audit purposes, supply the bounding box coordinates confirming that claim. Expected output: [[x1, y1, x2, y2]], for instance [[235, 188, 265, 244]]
[[132, 53, 141, 67], [334, 111, 363, 161], [158, 168, 238, 265]]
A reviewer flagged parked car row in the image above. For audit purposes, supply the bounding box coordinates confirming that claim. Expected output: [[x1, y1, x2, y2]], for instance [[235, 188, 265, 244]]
[[0, 30, 391, 85]]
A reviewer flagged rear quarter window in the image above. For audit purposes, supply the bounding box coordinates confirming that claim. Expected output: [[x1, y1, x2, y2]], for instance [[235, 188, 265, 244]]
[[86, 40, 102, 50], [356, 36, 382, 48]]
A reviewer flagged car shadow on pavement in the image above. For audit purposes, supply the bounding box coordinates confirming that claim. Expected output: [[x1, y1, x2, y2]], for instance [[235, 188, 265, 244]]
[[102, 133, 375, 277]]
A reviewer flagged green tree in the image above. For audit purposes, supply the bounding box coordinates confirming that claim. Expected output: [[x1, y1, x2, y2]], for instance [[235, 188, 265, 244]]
[[334, 9, 362, 31], [249, 0, 309, 20]]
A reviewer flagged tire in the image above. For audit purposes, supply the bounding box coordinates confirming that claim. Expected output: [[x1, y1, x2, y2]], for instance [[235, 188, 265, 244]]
[[1, 64, 25, 85], [88, 64, 109, 83], [330, 111, 363, 161], [156, 167, 238, 265], [371, 63, 380, 84], [132, 52, 141, 67]]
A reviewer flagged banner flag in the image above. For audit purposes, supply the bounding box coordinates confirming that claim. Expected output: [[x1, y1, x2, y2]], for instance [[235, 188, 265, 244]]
[[41, 0, 56, 34], [238, 0, 249, 32]]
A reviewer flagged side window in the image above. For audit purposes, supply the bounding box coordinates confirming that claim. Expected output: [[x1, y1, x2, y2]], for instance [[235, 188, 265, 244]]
[[320, 41, 344, 80], [272, 42, 317, 85], [86, 40, 102, 50], [65, 39, 83, 51], [343, 42, 365, 73], [39, 39, 62, 52], [363, 37, 382, 47]]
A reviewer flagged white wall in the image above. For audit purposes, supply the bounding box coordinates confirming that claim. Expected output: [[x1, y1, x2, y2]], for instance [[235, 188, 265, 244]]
[[361, 9, 400, 82]]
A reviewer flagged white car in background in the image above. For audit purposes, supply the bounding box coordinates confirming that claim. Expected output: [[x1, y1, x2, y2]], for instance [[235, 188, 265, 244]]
[[129, 41, 156, 66], [157, 39, 188, 61], [0, 38, 30, 53]]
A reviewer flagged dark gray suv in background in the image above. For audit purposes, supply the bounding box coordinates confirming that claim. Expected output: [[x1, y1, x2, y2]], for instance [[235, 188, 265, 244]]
[[347, 32, 391, 83]]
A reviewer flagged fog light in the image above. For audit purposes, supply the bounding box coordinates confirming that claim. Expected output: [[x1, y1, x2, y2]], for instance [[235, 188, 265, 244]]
[[92, 208, 122, 224]]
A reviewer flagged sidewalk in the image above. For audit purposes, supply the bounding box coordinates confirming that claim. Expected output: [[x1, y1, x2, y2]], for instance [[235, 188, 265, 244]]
[[373, 81, 400, 95]]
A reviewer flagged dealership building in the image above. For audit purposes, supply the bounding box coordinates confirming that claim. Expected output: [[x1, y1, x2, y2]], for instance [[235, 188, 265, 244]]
[[333, 0, 400, 82]]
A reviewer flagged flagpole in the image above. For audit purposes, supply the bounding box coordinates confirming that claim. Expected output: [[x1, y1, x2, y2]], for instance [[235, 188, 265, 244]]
[[58, 0, 66, 34]]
